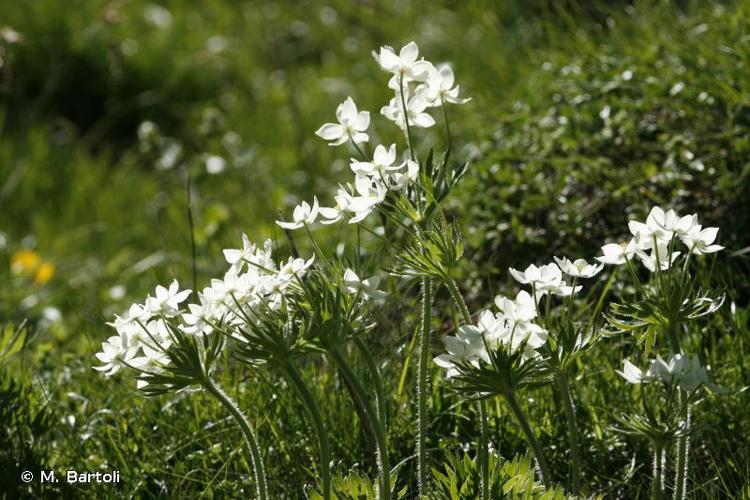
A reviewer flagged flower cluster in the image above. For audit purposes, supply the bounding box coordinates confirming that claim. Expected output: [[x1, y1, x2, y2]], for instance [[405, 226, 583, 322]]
[[597, 206, 723, 271], [618, 353, 722, 393], [95, 235, 313, 388], [276, 41, 469, 229], [434, 291, 546, 378]]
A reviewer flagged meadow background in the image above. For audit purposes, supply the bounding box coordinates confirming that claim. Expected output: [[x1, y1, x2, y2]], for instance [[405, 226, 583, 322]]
[[2, 0, 750, 497]]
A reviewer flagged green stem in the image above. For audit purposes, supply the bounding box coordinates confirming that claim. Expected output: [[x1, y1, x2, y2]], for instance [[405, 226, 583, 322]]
[[653, 445, 664, 500], [399, 76, 415, 161], [283, 364, 331, 500], [445, 277, 471, 325], [478, 399, 490, 500], [558, 373, 581, 495], [446, 276, 490, 498], [417, 276, 433, 497], [202, 376, 268, 500], [505, 391, 552, 488], [354, 336, 388, 428], [673, 392, 690, 500], [330, 348, 391, 500]]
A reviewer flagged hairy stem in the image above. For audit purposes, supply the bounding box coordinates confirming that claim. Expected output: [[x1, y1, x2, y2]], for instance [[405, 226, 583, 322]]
[[653, 444, 664, 500], [330, 348, 391, 500], [673, 392, 690, 500], [417, 276, 433, 497], [506, 391, 552, 488], [202, 376, 268, 500], [354, 336, 388, 429], [558, 373, 582, 494], [446, 277, 471, 325], [283, 363, 331, 500]]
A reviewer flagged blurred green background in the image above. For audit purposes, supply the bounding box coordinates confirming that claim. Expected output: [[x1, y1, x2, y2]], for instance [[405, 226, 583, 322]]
[[2, 0, 749, 497]]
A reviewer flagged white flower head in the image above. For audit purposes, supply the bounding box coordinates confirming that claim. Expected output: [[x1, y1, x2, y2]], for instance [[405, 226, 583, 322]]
[[145, 280, 192, 317], [553, 256, 603, 279], [421, 64, 470, 106], [276, 197, 320, 230], [93, 335, 138, 377], [636, 242, 681, 272], [381, 94, 435, 131], [681, 226, 724, 255], [315, 97, 370, 146], [596, 239, 637, 266], [350, 144, 398, 177], [372, 41, 433, 84], [343, 268, 387, 300]]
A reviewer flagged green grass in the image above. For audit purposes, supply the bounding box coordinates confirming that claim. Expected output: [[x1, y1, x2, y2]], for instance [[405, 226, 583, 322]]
[[1, 0, 749, 498]]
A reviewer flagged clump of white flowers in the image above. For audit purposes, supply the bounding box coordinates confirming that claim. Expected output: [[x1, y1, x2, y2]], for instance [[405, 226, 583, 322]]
[[597, 206, 723, 270], [618, 353, 723, 393], [277, 40, 469, 230], [95, 236, 313, 389]]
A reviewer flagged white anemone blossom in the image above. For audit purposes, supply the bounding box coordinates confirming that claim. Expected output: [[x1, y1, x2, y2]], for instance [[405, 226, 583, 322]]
[[596, 239, 637, 266], [315, 97, 370, 146], [372, 41, 434, 90], [381, 94, 435, 131], [553, 256, 604, 279], [420, 64, 471, 106], [617, 353, 723, 393], [276, 197, 320, 230], [343, 268, 387, 300], [509, 263, 581, 298]]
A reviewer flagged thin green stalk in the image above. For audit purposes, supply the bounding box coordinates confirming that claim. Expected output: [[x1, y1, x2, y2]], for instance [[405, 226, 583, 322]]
[[354, 336, 388, 428], [445, 277, 471, 325], [478, 399, 490, 500], [505, 391, 552, 488], [673, 392, 690, 500], [330, 348, 391, 500], [446, 277, 490, 499], [558, 373, 581, 494], [399, 76, 415, 160], [202, 376, 268, 500], [417, 276, 433, 497], [283, 363, 331, 500]]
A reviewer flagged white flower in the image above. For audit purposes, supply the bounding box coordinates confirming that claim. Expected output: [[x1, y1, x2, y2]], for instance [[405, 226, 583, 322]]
[[93, 336, 137, 376], [181, 295, 217, 337], [372, 41, 433, 85], [636, 242, 681, 272], [681, 226, 724, 255], [276, 197, 320, 230], [385, 159, 419, 191], [381, 94, 435, 131], [315, 97, 370, 146], [509, 263, 579, 298], [343, 268, 387, 300], [596, 239, 637, 266], [347, 176, 387, 224], [553, 256, 603, 279], [433, 325, 485, 378], [350, 144, 397, 177], [421, 64, 470, 105], [145, 280, 192, 317], [617, 359, 646, 384], [319, 188, 354, 225], [275, 256, 315, 290], [131, 345, 171, 388], [494, 290, 537, 324]]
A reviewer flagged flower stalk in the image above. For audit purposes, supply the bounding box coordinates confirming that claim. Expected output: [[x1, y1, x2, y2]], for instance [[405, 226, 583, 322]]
[[558, 373, 582, 494], [506, 390, 552, 488], [201, 375, 268, 500], [282, 363, 331, 500], [416, 276, 433, 497]]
